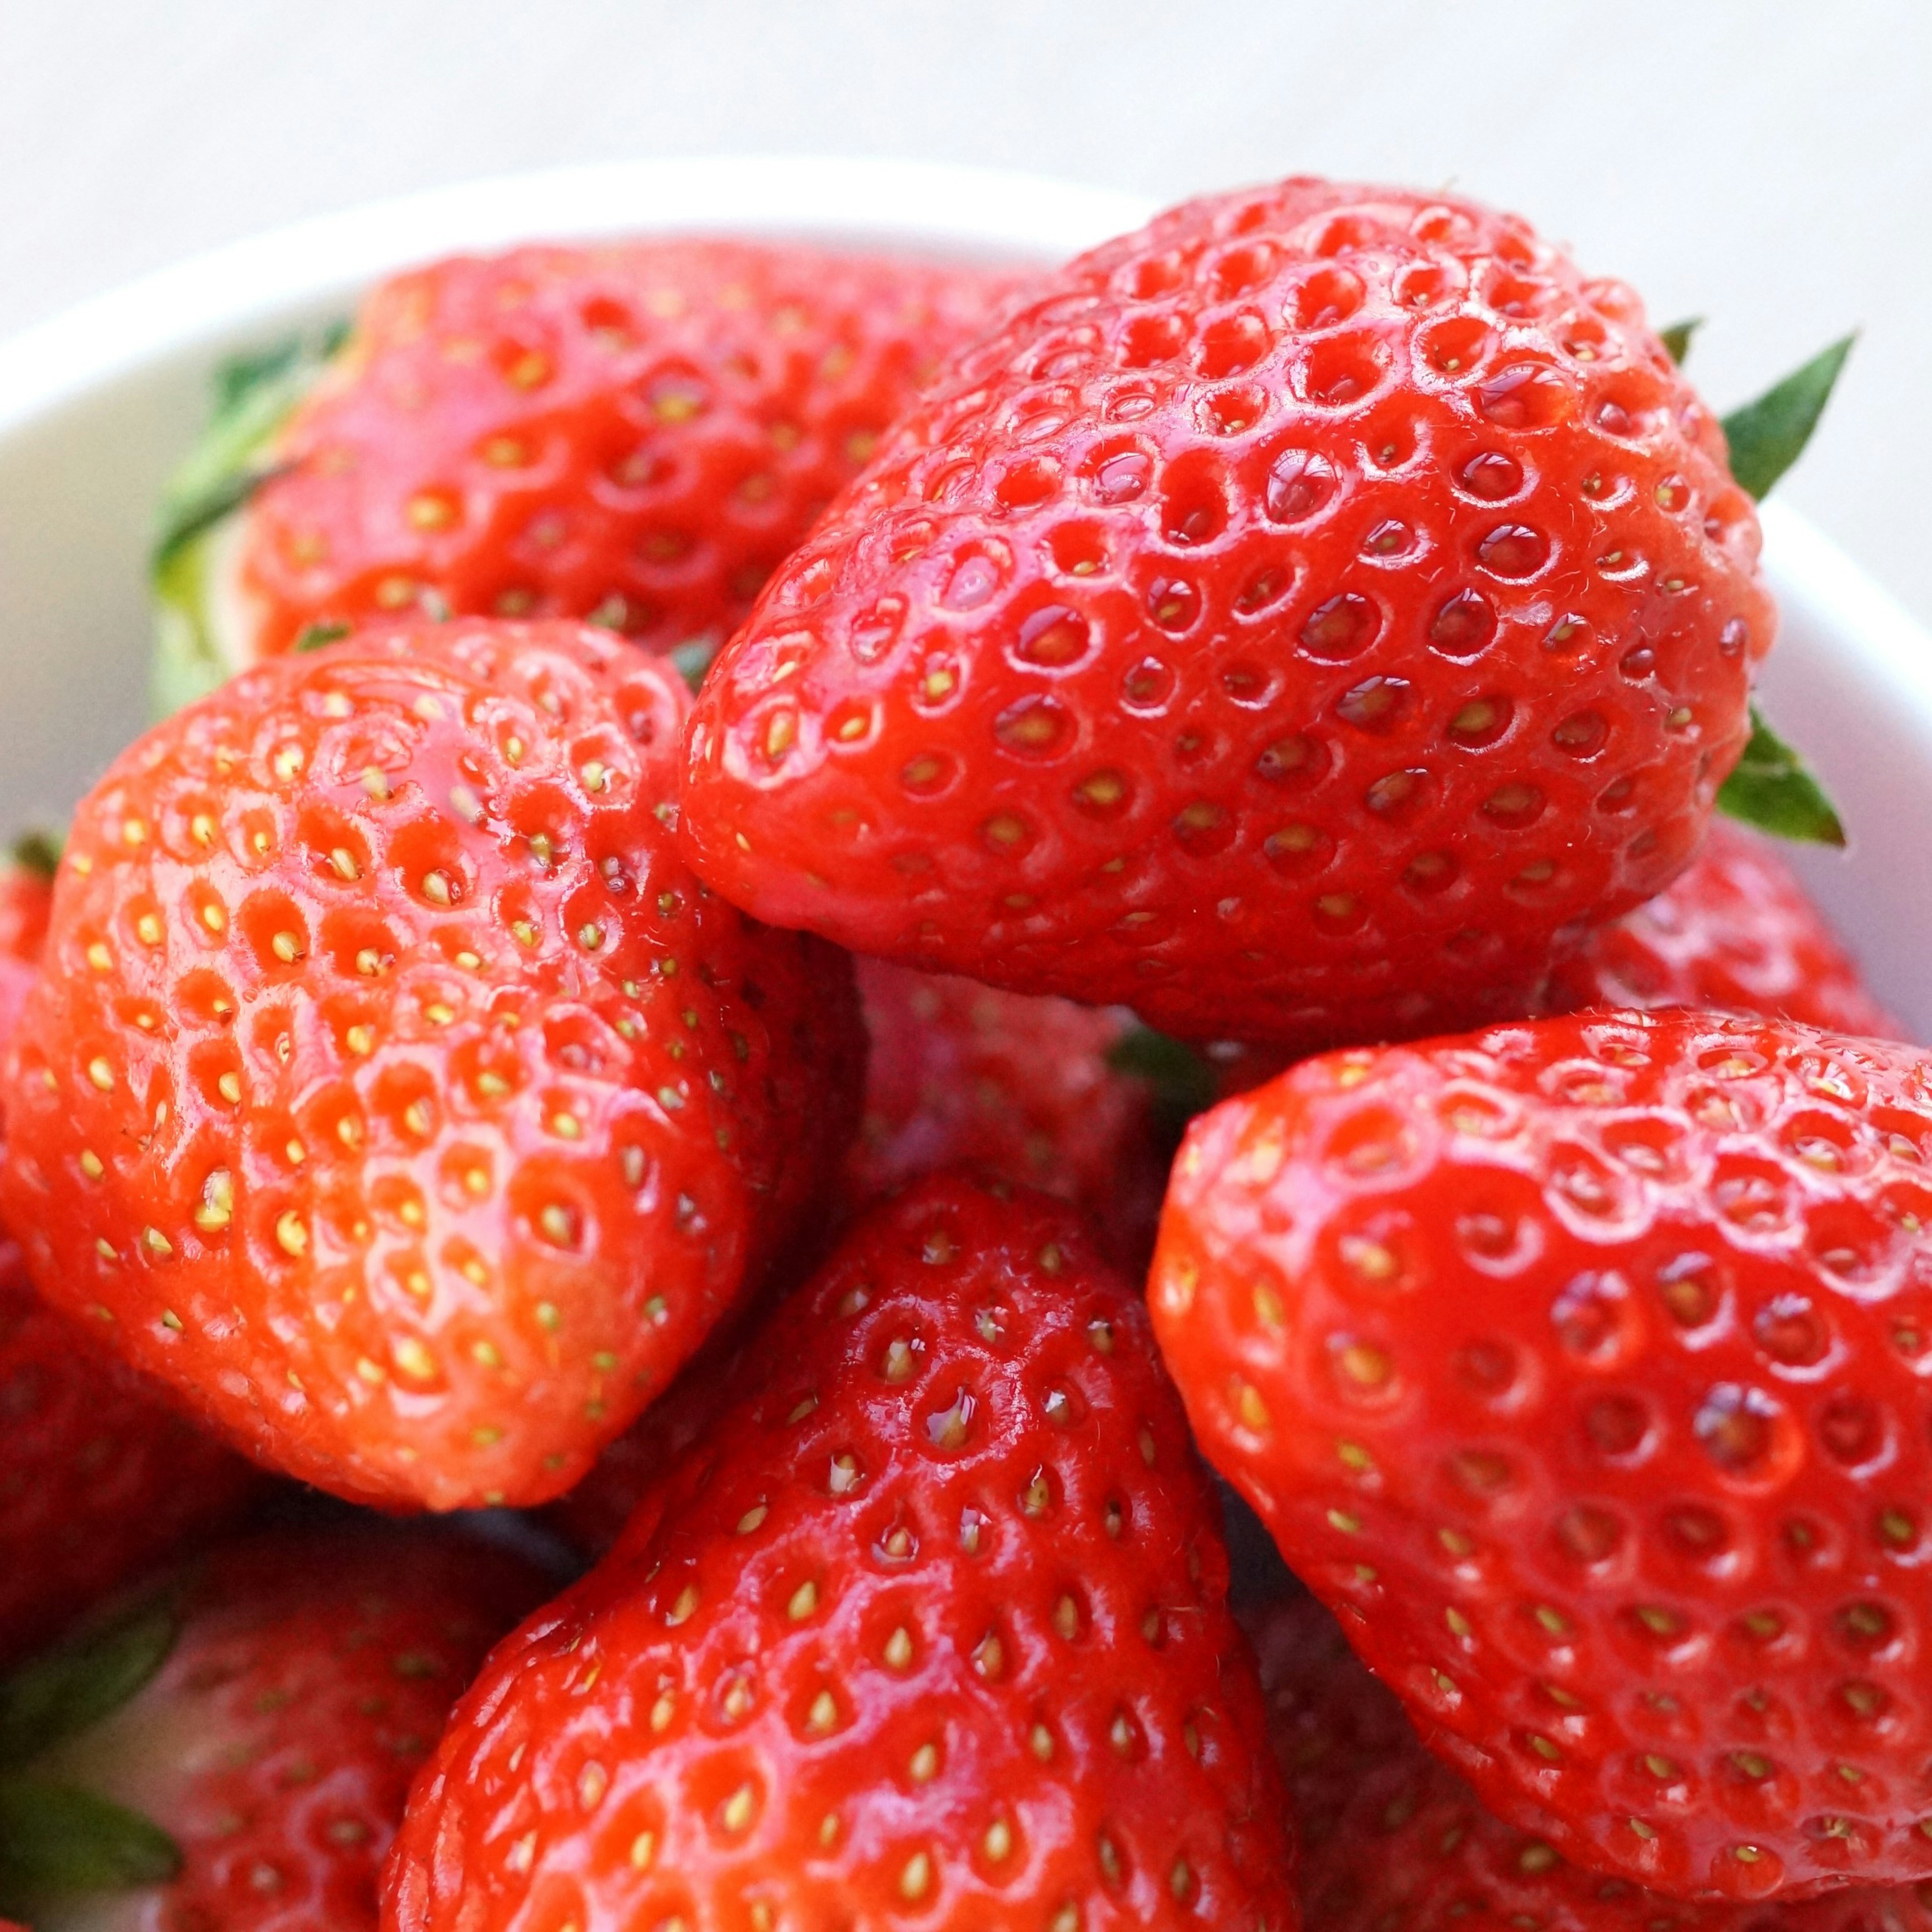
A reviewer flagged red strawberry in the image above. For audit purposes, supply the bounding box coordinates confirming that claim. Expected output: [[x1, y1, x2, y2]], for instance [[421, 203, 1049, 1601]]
[[844, 956, 1169, 1269], [547, 969, 1177, 1559], [0, 1231, 259, 1666], [153, 243, 1024, 708], [1248, 1589, 1932, 1932], [1204, 820, 1903, 1104], [1151, 1009, 1932, 1900], [386, 1171, 1296, 1930], [0, 1527, 544, 1926], [0, 839, 54, 1075], [1550, 820, 1900, 1039], [678, 177, 1773, 1051], [0, 619, 862, 1510]]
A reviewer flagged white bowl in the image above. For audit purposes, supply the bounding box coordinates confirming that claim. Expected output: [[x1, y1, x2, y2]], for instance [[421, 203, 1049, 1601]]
[[1, 155, 1926, 1036]]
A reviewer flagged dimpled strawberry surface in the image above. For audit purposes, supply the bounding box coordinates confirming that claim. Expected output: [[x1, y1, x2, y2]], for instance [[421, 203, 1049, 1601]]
[[1153, 1010, 1932, 1900], [1248, 1589, 1932, 1932], [387, 1174, 1295, 1931], [231, 244, 1026, 664], [680, 177, 1774, 1051], [0, 620, 861, 1511]]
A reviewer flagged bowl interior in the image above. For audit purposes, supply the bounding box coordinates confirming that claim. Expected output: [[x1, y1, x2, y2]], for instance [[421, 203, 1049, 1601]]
[[0, 156, 1926, 1038]]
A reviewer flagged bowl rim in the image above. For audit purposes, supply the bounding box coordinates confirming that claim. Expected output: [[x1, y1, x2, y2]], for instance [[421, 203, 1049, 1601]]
[[0, 154, 1154, 438], [0, 150, 1925, 764]]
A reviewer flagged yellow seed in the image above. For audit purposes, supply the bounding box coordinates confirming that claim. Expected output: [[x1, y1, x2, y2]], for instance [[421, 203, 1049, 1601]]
[[86, 1056, 114, 1091], [404, 1100, 432, 1138], [356, 1357, 385, 1385], [721, 1784, 756, 1834], [628, 1830, 656, 1871], [884, 1625, 913, 1669], [910, 1742, 938, 1783], [788, 1580, 820, 1621], [86, 941, 111, 971], [665, 1585, 699, 1627], [1030, 1723, 1054, 1761], [984, 1819, 1013, 1862], [329, 847, 360, 881], [218, 1071, 243, 1103], [79, 1150, 104, 1180], [899, 1853, 931, 1901], [271, 931, 302, 963], [143, 1227, 173, 1257], [135, 913, 163, 946], [275, 1211, 308, 1256], [422, 871, 452, 907], [394, 1339, 435, 1381], [346, 1025, 374, 1056]]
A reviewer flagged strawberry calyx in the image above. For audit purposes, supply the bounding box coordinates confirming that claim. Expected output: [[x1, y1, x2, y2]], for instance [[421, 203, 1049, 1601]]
[[0, 1588, 185, 1913], [150, 323, 348, 717], [1701, 333, 1858, 847], [6, 830, 60, 882], [1104, 1023, 1219, 1138]]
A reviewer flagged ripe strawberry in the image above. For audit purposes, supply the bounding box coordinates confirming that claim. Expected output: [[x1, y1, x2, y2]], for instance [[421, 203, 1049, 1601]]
[[0, 1527, 544, 1925], [1203, 820, 1903, 1105], [1151, 1009, 1932, 1900], [548, 970, 1179, 1559], [153, 243, 1025, 708], [0, 839, 54, 1077], [386, 1171, 1295, 1930], [679, 176, 1774, 1050], [1549, 820, 1900, 1039], [0, 619, 863, 1511], [0, 1231, 259, 1665], [844, 956, 1169, 1269], [1248, 1589, 1932, 1932]]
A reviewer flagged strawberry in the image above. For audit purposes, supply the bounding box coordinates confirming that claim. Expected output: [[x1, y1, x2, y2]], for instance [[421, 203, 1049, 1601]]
[[0, 1231, 259, 1666], [843, 956, 1170, 1270], [547, 970, 1180, 1559], [0, 1526, 544, 1925], [1248, 1589, 1932, 1932], [1202, 819, 1903, 1105], [386, 1171, 1296, 1930], [0, 619, 863, 1511], [153, 243, 1025, 710], [678, 176, 1776, 1051], [1549, 820, 1901, 1039], [0, 830, 258, 1666], [0, 837, 55, 1080], [1150, 1009, 1932, 1900]]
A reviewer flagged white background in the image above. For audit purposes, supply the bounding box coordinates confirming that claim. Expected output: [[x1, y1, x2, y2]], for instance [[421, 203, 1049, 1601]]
[[3, 0, 1929, 626]]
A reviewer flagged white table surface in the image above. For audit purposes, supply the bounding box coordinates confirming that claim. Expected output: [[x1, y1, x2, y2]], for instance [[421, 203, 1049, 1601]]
[[3, 0, 1928, 629]]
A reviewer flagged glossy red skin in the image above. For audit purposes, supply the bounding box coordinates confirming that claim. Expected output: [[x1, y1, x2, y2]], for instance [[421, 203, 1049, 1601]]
[[550, 967, 1169, 1559], [237, 244, 1025, 661], [1205, 822, 1904, 1102], [385, 1173, 1296, 1932], [680, 176, 1773, 1050], [57, 1529, 546, 1931], [845, 956, 1166, 1271], [1551, 821, 1902, 1039], [0, 1230, 258, 1664], [0, 620, 863, 1511], [1248, 1590, 1932, 1932], [1152, 1010, 1932, 1900]]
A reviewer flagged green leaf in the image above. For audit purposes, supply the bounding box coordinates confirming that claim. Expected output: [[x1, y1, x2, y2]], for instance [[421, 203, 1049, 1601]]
[[0, 1592, 180, 1771], [1717, 707, 1846, 846], [1721, 334, 1855, 500], [293, 620, 353, 654], [1106, 1025, 1218, 1131], [9, 829, 62, 880], [1658, 316, 1702, 365], [150, 460, 290, 572], [670, 637, 721, 694], [0, 1779, 179, 1899]]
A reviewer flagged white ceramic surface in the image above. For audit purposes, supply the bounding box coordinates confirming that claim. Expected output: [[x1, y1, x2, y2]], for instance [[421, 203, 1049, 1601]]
[[0, 156, 1924, 1036]]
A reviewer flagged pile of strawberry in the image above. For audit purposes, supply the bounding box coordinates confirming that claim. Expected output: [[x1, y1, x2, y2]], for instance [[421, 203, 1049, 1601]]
[[0, 178, 1906, 1932]]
